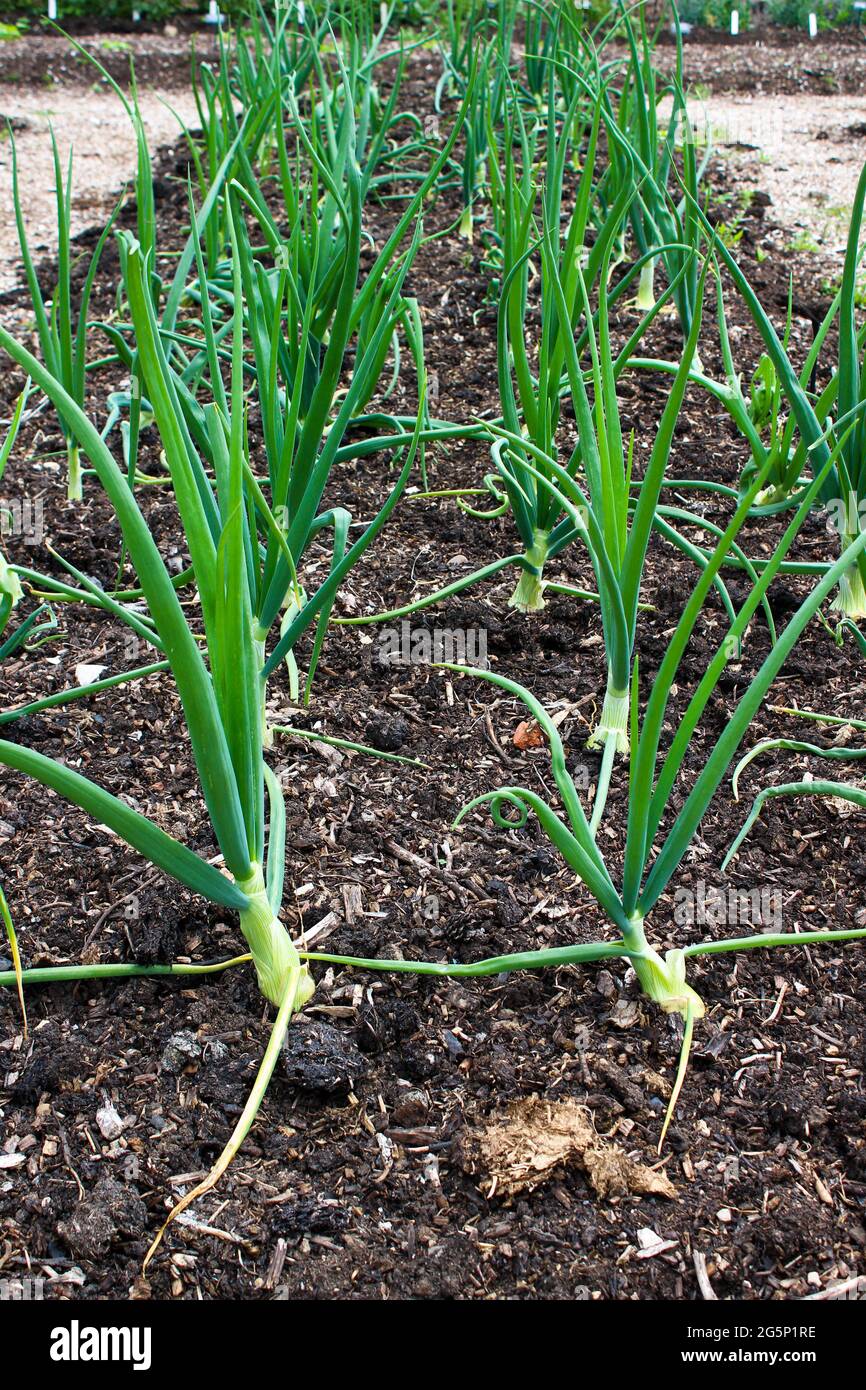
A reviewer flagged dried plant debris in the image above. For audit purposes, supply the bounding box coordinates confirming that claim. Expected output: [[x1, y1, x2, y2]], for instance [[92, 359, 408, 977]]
[[458, 1098, 677, 1202]]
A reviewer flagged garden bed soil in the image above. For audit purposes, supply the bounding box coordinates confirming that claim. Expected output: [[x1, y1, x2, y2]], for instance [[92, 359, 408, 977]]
[[0, 29, 865, 1302], [0, 21, 218, 89], [1, 21, 864, 93]]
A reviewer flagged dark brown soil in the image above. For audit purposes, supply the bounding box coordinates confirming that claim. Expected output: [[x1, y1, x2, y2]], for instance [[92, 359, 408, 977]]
[[0, 24, 218, 90], [0, 20, 864, 94], [0, 29, 864, 1303], [657, 24, 866, 96]]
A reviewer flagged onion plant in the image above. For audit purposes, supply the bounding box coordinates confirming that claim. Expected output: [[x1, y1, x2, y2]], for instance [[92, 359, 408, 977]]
[[436, 0, 493, 104], [193, 0, 431, 263], [222, 67, 432, 425], [0, 305, 320, 1006], [340, 219, 711, 819], [630, 274, 803, 513], [9, 128, 119, 500], [337, 66, 689, 615], [1, 395, 61, 672], [222, 0, 325, 119], [295, 453, 866, 1144], [23, 22, 461, 703], [439, 12, 515, 241], [126, 57, 472, 715], [125, 183, 423, 721], [0, 268, 416, 1251], [631, 258, 849, 516], [521, 0, 567, 108], [0, 383, 67, 659], [0, 384, 61, 658], [488, 73, 695, 607], [174, 32, 475, 438], [691, 163, 866, 619], [57, 32, 265, 413], [614, 5, 706, 340], [191, 0, 320, 195], [446, 453, 866, 1016], [627, 163, 866, 630], [309, 4, 434, 202], [472, 236, 708, 815]]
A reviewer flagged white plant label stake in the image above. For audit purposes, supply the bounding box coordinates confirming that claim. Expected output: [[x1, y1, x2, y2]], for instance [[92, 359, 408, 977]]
[[808, 11, 818, 35], [47, 0, 57, 20], [205, 1, 221, 24], [730, 10, 739, 35]]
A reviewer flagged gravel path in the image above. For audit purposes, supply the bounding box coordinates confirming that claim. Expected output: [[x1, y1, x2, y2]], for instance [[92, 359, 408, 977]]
[[685, 91, 866, 260], [0, 87, 199, 294]]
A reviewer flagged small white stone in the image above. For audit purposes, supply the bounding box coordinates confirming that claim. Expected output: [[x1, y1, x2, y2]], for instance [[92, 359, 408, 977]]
[[74, 664, 106, 687], [96, 1101, 125, 1141]]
